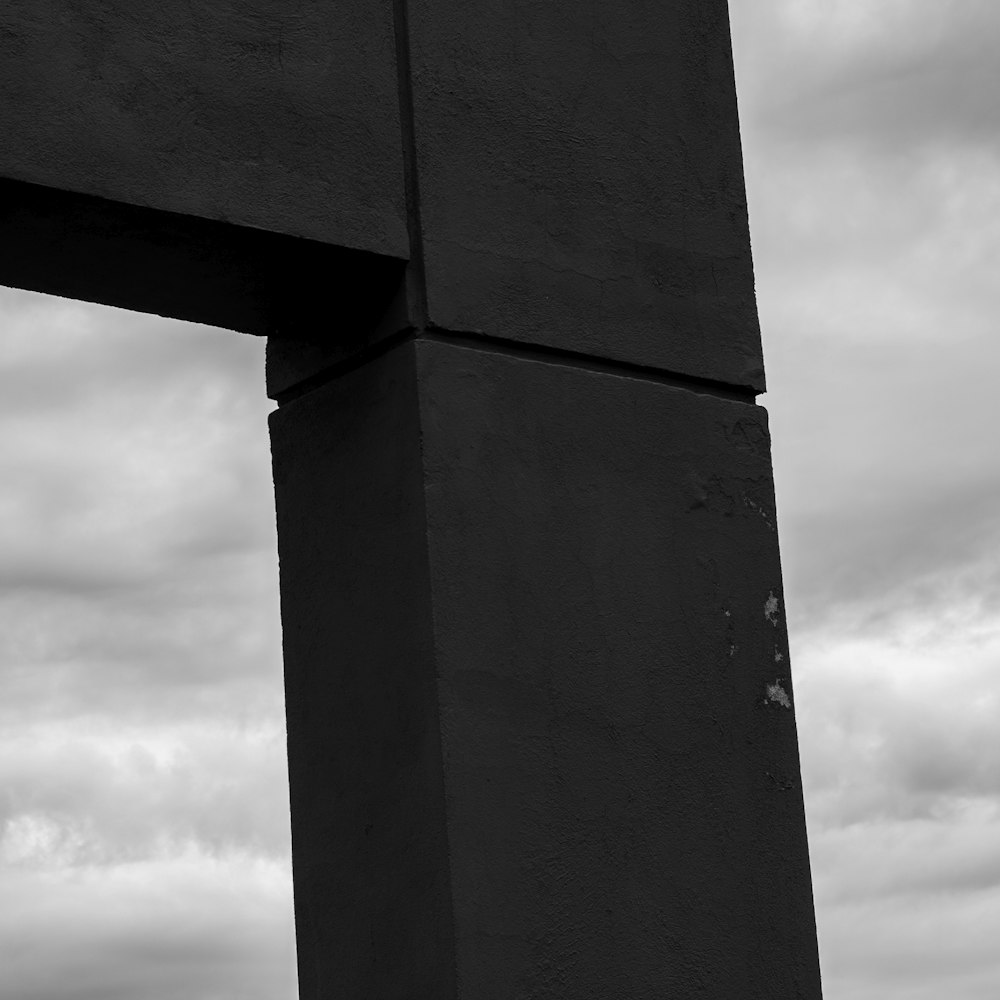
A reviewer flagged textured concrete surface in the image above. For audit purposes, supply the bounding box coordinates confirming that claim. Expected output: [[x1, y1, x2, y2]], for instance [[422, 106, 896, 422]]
[[1, 0, 763, 390], [407, 0, 764, 389], [0, 0, 407, 257], [418, 339, 814, 995], [270, 339, 822, 998], [0, 176, 405, 336], [270, 344, 456, 999]]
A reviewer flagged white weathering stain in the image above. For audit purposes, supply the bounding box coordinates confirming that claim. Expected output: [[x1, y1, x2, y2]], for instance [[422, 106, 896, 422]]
[[765, 681, 792, 709], [743, 495, 774, 530], [764, 591, 780, 626]]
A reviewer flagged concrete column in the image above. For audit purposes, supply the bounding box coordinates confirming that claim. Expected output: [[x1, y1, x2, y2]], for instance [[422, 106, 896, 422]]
[[268, 0, 823, 995], [269, 335, 822, 998]]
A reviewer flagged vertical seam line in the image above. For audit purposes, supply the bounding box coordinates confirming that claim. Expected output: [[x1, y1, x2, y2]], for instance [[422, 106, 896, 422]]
[[393, 0, 429, 328]]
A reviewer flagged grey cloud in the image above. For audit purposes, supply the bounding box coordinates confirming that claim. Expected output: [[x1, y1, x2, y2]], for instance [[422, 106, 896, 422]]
[[0, 286, 295, 1000], [0, 726, 292, 864], [739, 133, 1000, 634], [815, 890, 1000, 1000], [726, 7, 1000, 995], [805, 805, 1000, 1000], [0, 862, 297, 1000], [0, 286, 283, 724], [796, 641, 1000, 836], [0, 581, 285, 725], [778, 479, 1000, 635], [812, 816, 1000, 906], [0, 553, 153, 596], [766, 323, 1000, 634], [0, 295, 277, 599], [0, 286, 268, 395], [0, 470, 278, 598], [731, 0, 1000, 154]]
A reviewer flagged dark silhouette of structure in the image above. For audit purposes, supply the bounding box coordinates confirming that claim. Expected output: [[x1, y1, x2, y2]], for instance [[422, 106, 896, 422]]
[[0, 2, 824, 996]]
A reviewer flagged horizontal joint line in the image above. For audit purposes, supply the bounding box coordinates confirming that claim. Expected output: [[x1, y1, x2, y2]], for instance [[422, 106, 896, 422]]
[[421, 327, 759, 403], [273, 327, 760, 406]]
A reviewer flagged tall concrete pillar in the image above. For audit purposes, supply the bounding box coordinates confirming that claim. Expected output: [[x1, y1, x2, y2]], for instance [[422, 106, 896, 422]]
[[270, 338, 820, 997], [0, 0, 823, 994], [268, 3, 824, 997]]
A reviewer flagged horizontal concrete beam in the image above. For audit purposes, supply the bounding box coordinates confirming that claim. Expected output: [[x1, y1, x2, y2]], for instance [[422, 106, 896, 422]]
[[0, 0, 408, 257], [1, 0, 764, 391], [0, 177, 405, 337]]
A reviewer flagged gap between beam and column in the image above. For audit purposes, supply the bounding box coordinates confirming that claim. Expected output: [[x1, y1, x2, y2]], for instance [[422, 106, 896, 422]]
[[270, 327, 761, 408]]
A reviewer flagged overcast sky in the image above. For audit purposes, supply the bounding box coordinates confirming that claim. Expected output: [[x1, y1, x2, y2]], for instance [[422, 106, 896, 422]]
[[731, 2, 1000, 997], [1, 2, 999, 998]]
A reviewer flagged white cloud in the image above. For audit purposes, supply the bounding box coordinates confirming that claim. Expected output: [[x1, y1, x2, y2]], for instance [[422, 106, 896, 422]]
[[0, 855, 297, 1000], [730, 3, 1000, 997], [0, 720, 292, 866], [0, 288, 283, 724], [795, 622, 1000, 823], [732, 0, 1000, 154], [731, 4, 1000, 631], [0, 288, 294, 997]]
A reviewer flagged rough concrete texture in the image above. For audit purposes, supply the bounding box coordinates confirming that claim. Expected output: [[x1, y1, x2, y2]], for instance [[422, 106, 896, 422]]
[[1, 0, 763, 390], [408, 0, 765, 389], [270, 339, 822, 999], [0, 177, 405, 337], [0, 0, 407, 257], [270, 345, 456, 999]]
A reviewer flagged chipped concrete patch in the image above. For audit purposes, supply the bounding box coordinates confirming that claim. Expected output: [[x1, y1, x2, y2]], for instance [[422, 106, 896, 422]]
[[722, 609, 736, 658], [743, 495, 775, 530], [765, 771, 795, 791], [764, 591, 780, 627], [774, 646, 784, 663], [764, 681, 791, 709]]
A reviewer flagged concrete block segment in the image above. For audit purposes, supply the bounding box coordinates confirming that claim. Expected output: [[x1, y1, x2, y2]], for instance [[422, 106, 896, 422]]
[[0, 0, 407, 257], [407, 0, 764, 390], [270, 339, 822, 998], [266, 0, 766, 396], [270, 344, 455, 998], [0, 176, 405, 337]]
